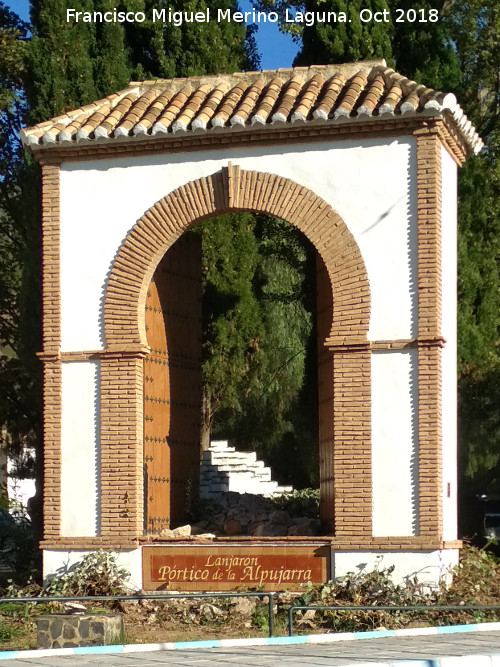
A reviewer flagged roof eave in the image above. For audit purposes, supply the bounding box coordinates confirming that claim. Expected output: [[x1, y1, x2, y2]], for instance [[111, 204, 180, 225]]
[[21, 109, 481, 159]]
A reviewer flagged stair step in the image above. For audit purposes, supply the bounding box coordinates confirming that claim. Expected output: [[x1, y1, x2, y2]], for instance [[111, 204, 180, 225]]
[[200, 441, 293, 499]]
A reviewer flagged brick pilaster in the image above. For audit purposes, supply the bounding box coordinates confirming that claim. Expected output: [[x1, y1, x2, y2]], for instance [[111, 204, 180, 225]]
[[415, 127, 444, 538], [99, 352, 147, 538], [39, 163, 62, 540]]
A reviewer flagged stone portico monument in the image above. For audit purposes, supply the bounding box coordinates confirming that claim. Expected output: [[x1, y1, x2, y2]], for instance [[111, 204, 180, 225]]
[[22, 60, 481, 590]]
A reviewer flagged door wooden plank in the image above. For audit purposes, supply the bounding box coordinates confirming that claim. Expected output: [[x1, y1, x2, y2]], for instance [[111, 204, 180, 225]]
[[144, 233, 202, 533]]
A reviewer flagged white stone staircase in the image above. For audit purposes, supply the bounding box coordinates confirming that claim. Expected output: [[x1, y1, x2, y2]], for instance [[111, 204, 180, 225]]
[[199, 440, 293, 500]]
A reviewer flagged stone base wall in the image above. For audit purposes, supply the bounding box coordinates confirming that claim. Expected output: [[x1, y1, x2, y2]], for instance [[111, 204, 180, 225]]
[[36, 613, 123, 649], [42, 545, 460, 591]]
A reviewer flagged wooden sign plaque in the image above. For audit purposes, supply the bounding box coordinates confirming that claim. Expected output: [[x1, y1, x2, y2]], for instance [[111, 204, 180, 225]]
[[142, 544, 330, 591]]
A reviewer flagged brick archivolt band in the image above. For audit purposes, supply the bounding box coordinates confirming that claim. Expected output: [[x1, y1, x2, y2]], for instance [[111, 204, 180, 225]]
[[103, 166, 370, 350]]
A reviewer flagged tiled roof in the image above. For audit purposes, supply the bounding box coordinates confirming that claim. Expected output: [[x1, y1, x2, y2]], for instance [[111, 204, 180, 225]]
[[21, 60, 482, 154]]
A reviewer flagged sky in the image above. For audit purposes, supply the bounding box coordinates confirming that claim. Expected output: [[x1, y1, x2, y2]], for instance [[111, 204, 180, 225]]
[[4, 0, 299, 69]]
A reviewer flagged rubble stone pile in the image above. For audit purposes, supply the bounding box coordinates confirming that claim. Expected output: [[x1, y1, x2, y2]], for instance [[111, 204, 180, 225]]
[[191, 490, 321, 537]]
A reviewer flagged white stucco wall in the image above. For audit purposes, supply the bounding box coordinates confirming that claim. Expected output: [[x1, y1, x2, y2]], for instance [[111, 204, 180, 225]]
[[59, 137, 417, 352], [371, 350, 418, 537], [440, 147, 458, 541], [60, 361, 100, 537], [43, 549, 142, 590], [332, 549, 459, 587]]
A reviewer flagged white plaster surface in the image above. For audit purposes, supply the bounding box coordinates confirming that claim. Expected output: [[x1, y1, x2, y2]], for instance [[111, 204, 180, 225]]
[[371, 350, 418, 537], [43, 549, 143, 591], [440, 147, 458, 541], [59, 138, 417, 351], [60, 362, 100, 537], [332, 549, 459, 587]]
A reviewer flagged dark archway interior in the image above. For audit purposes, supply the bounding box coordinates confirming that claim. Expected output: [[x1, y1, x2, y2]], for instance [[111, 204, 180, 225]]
[[143, 213, 333, 534]]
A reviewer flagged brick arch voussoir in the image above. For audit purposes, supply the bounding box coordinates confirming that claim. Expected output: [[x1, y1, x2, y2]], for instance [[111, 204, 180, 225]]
[[103, 168, 370, 349]]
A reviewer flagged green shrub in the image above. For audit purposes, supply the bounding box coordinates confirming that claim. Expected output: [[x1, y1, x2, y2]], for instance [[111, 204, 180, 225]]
[[287, 546, 500, 634], [43, 550, 130, 597], [272, 488, 320, 518]]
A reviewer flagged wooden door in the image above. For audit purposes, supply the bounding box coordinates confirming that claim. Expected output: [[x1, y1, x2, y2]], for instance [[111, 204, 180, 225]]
[[144, 232, 202, 533], [316, 253, 334, 533]]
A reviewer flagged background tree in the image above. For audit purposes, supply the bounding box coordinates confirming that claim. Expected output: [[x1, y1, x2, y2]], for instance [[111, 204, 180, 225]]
[[0, 1, 28, 357], [197, 213, 263, 451], [389, 0, 460, 91], [0, 2, 40, 509], [123, 0, 250, 79], [297, 0, 393, 65], [447, 0, 500, 531], [257, 0, 393, 64], [255, 0, 500, 520], [0, 0, 255, 543], [200, 214, 317, 487], [27, 0, 130, 122]]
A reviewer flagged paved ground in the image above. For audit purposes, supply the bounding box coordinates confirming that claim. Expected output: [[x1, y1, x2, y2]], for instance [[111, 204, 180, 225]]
[[3, 630, 500, 667]]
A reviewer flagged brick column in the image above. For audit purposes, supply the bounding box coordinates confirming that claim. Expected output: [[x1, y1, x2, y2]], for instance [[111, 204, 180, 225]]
[[329, 344, 372, 537], [40, 358, 62, 541], [415, 127, 444, 538], [39, 163, 62, 541], [100, 350, 148, 539]]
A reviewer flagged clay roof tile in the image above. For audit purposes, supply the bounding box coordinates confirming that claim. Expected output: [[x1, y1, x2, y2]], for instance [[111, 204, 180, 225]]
[[231, 78, 267, 126], [292, 73, 325, 122], [272, 75, 304, 123], [313, 74, 346, 120], [211, 82, 247, 127], [252, 77, 283, 125], [21, 61, 483, 154]]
